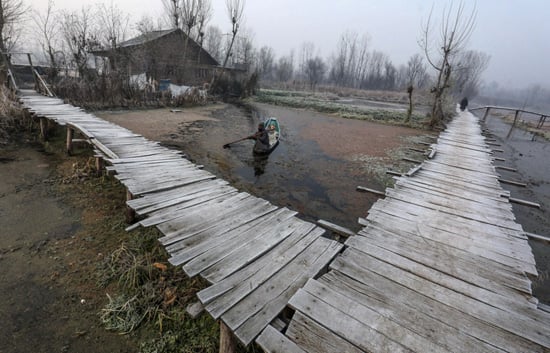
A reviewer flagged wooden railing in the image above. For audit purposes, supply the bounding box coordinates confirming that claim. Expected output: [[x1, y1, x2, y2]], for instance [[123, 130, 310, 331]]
[[470, 105, 548, 137]]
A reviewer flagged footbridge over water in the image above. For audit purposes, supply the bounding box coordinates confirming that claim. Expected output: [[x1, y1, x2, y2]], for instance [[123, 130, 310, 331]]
[[17, 88, 550, 353]]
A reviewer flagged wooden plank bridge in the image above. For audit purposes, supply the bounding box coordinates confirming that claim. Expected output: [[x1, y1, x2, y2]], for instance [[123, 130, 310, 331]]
[[18, 89, 550, 352]]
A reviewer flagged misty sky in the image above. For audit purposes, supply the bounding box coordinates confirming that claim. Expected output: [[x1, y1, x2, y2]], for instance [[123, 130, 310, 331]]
[[28, 0, 550, 89]]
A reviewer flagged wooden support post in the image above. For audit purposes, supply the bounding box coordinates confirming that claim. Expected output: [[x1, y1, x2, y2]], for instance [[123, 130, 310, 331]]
[[39, 117, 48, 141], [126, 190, 136, 224], [95, 156, 104, 176], [506, 110, 520, 138], [482, 107, 491, 122], [219, 321, 237, 353], [66, 126, 74, 155]]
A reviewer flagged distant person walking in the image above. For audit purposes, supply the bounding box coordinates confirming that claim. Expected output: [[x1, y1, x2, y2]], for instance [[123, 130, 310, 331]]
[[460, 97, 469, 111]]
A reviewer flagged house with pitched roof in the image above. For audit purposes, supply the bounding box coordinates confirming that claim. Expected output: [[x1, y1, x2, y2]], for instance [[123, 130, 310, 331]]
[[93, 28, 219, 87]]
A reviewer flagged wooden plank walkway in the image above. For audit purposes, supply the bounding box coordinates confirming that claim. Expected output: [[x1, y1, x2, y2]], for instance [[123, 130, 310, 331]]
[[17, 89, 343, 346], [257, 109, 550, 352]]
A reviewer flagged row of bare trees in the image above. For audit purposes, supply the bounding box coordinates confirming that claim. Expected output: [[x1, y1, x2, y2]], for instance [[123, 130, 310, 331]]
[[2, 0, 489, 125]]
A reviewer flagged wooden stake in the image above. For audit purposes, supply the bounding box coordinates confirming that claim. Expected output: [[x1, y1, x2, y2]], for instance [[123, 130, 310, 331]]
[[39, 117, 48, 141], [509, 197, 541, 209], [498, 178, 527, 187], [482, 107, 491, 122], [525, 232, 550, 244], [66, 127, 74, 155], [506, 110, 520, 138], [495, 165, 517, 172], [219, 321, 237, 353], [126, 190, 136, 224], [356, 186, 386, 197], [316, 219, 355, 238]]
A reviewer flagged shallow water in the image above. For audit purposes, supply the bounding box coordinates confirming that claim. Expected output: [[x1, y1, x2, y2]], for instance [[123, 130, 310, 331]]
[[172, 103, 426, 233], [482, 114, 550, 303]]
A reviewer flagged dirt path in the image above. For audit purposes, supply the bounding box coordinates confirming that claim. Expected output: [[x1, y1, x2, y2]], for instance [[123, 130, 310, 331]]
[[0, 143, 136, 353]]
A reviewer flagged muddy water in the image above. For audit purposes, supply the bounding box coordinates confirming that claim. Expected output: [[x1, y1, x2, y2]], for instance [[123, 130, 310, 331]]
[[169, 103, 427, 233], [482, 114, 550, 304]]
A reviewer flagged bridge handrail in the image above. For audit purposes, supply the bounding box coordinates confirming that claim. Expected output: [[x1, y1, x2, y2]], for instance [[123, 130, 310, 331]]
[[470, 105, 549, 118]]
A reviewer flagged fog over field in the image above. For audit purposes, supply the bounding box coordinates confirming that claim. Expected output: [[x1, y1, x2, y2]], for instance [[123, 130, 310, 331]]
[[28, 0, 549, 90]]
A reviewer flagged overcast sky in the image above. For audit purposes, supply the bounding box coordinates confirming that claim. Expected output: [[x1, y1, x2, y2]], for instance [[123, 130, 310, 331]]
[[28, 0, 550, 89]]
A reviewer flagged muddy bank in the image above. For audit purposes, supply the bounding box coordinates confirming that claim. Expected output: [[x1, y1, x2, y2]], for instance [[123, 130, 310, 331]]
[[0, 142, 136, 353], [482, 115, 550, 304]]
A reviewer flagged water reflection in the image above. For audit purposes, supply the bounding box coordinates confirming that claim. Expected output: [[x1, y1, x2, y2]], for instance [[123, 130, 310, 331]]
[[252, 153, 269, 176]]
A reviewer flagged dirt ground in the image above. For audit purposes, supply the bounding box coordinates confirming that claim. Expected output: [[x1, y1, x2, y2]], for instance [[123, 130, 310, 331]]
[[0, 141, 137, 353]]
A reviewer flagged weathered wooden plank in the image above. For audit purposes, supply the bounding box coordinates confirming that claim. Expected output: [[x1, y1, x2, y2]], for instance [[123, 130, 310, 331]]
[[202, 225, 324, 319], [256, 325, 306, 353], [226, 238, 342, 345], [200, 220, 317, 283], [176, 208, 298, 272], [318, 272, 503, 353], [135, 185, 236, 216], [127, 179, 229, 210], [315, 219, 355, 238], [157, 195, 266, 243], [329, 257, 548, 353], [364, 212, 533, 279], [347, 231, 534, 305], [288, 286, 420, 353], [284, 312, 365, 353], [165, 201, 280, 263], [197, 225, 321, 305], [331, 250, 550, 349], [155, 193, 255, 236]]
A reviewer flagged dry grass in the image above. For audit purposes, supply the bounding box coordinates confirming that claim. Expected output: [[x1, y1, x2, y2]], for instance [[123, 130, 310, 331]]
[[0, 85, 27, 145]]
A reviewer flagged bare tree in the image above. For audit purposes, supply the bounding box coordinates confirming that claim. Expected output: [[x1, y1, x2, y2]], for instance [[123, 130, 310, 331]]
[[195, 0, 212, 62], [257, 45, 274, 81], [329, 31, 369, 88], [204, 25, 223, 62], [60, 7, 99, 78], [210, 0, 245, 88], [220, 0, 245, 70], [304, 56, 326, 90], [451, 49, 490, 98], [404, 53, 428, 122], [275, 53, 293, 83], [420, 1, 476, 128], [96, 2, 130, 50], [0, 0, 28, 61], [231, 27, 255, 70], [32, 0, 61, 80], [162, 0, 181, 29]]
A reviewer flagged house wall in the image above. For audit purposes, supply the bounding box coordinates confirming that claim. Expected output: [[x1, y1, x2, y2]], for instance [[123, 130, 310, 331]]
[[125, 31, 218, 86]]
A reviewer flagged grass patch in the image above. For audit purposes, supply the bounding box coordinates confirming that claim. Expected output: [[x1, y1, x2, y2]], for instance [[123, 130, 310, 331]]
[[253, 89, 427, 128]]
